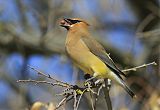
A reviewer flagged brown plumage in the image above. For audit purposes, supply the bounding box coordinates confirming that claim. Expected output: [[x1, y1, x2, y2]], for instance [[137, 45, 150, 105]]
[[60, 18, 136, 98]]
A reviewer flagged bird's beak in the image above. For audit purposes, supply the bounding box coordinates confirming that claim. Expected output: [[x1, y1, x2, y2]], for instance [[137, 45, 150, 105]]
[[60, 18, 72, 30]]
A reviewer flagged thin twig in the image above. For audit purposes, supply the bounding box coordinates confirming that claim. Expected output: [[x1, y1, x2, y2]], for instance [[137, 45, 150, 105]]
[[17, 79, 69, 88], [55, 95, 73, 110], [93, 83, 103, 109], [56, 96, 74, 110], [89, 92, 95, 110], [96, 84, 103, 101], [56, 87, 73, 96], [75, 89, 87, 110], [137, 29, 160, 38], [73, 90, 78, 110], [56, 97, 68, 109], [17, 79, 54, 86], [136, 13, 155, 37], [122, 62, 157, 72], [27, 65, 70, 86], [130, 13, 156, 55], [146, 1, 160, 18]]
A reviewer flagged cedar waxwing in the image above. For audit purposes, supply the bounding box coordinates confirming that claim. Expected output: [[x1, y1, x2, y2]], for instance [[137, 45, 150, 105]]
[[60, 18, 136, 98]]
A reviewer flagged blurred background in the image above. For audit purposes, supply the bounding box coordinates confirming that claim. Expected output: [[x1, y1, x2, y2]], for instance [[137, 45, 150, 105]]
[[0, 0, 159, 110]]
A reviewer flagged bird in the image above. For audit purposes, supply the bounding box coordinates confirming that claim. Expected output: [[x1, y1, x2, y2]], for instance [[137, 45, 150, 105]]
[[60, 18, 136, 98]]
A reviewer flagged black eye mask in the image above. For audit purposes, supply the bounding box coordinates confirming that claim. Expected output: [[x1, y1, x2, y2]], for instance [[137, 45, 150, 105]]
[[70, 20, 81, 24], [64, 18, 81, 24]]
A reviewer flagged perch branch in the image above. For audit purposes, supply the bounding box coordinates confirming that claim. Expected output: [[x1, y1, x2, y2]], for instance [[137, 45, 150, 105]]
[[102, 79, 112, 110], [18, 66, 104, 110], [122, 62, 157, 72]]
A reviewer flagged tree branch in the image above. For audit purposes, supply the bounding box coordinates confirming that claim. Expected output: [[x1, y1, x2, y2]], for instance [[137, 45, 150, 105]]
[[122, 61, 157, 72], [102, 79, 112, 110]]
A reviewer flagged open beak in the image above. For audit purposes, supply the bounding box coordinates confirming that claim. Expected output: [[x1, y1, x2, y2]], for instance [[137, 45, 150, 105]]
[[60, 18, 72, 30]]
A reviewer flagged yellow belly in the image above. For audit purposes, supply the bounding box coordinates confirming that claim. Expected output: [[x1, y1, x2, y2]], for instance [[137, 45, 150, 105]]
[[72, 51, 110, 78]]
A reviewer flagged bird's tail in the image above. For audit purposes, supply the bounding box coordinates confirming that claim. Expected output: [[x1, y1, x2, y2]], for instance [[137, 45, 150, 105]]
[[121, 80, 136, 98], [110, 72, 136, 98], [108, 71, 136, 98]]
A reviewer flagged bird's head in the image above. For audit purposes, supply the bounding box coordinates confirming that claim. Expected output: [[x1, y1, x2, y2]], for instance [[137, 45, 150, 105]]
[[60, 18, 89, 30]]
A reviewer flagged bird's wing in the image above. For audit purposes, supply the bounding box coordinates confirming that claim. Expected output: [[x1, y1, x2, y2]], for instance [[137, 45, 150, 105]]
[[81, 35, 126, 78]]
